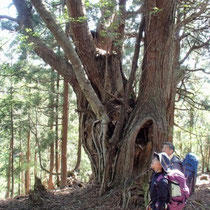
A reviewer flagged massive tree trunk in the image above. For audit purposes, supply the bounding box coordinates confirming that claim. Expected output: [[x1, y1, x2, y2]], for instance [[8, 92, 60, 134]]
[[120, 0, 177, 177], [12, 0, 177, 203], [66, 0, 177, 193]]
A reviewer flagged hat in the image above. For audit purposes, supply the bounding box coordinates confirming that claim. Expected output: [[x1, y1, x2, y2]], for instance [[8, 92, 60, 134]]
[[154, 152, 170, 172]]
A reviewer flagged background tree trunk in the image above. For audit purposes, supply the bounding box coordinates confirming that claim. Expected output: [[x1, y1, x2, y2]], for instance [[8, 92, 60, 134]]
[[207, 142, 210, 172], [18, 131, 23, 196], [60, 79, 69, 188], [34, 151, 37, 181], [6, 147, 11, 199], [48, 143, 55, 189], [18, 137, 21, 196], [48, 70, 55, 190], [21, 140, 25, 195], [55, 74, 60, 186], [6, 99, 15, 198], [10, 104, 14, 198], [25, 130, 30, 195]]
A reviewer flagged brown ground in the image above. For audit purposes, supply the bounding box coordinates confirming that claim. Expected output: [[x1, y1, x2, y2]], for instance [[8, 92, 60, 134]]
[[185, 174, 210, 210], [0, 174, 209, 210]]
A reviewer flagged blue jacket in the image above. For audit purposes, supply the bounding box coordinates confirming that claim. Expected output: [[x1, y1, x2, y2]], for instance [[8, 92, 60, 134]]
[[149, 172, 169, 210], [170, 155, 182, 171]]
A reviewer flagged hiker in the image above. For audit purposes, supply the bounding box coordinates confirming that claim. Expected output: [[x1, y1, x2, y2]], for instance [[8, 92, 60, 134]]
[[147, 152, 170, 210], [162, 142, 182, 171], [182, 153, 199, 195]]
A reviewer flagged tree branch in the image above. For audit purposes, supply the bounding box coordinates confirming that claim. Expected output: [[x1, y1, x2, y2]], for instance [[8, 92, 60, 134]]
[[29, 115, 61, 176], [125, 32, 138, 38], [178, 91, 210, 111], [31, 37, 78, 86], [0, 15, 18, 22], [31, 0, 109, 122], [177, 87, 194, 96], [175, 68, 186, 85], [95, 0, 127, 55], [176, 0, 208, 30], [125, 6, 143, 18], [12, 0, 80, 93], [179, 39, 210, 64], [66, 0, 105, 91], [106, 15, 145, 146], [179, 32, 191, 40], [175, 107, 189, 111], [174, 123, 209, 137], [66, 0, 95, 53], [185, 68, 210, 74], [112, 0, 127, 54], [126, 16, 145, 98], [107, 17, 145, 146]]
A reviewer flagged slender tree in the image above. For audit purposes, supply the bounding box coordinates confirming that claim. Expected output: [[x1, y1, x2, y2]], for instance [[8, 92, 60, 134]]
[[55, 74, 61, 186], [18, 131, 22, 196], [60, 79, 69, 188], [10, 102, 14, 197], [25, 128, 30, 195], [6, 84, 15, 198], [6, 145, 11, 199], [48, 70, 56, 190]]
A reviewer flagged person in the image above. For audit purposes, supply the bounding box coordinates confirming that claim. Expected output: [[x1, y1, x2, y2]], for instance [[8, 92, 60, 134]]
[[147, 152, 170, 210], [162, 142, 182, 171], [182, 153, 199, 196]]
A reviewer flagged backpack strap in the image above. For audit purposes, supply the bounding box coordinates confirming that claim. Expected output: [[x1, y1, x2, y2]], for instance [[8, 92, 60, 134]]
[[156, 174, 163, 182], [156, 174, 171, 204], [171, 155, 182, 163], [156, 174, 165, 182]]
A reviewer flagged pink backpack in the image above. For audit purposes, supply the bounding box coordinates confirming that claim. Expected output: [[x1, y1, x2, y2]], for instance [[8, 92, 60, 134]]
[[157, 169, 190, 210]]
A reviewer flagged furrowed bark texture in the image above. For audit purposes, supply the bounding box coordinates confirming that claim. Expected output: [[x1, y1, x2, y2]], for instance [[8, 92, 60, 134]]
[[117, 0, 177, 182]]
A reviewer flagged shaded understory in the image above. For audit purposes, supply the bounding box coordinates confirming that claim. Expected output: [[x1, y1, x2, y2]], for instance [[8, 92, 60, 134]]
[[0, 174, 209, 210]]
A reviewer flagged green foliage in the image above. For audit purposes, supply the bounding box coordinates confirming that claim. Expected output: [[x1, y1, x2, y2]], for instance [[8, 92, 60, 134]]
[[174, 61, 210, 172], [84, 0, 92, 9], [0, 39, 92, 196], [1, 20, 17, 31], [69, 16, 88, 23], [151, 7, 163, 15], [98, 0, 115, 9]]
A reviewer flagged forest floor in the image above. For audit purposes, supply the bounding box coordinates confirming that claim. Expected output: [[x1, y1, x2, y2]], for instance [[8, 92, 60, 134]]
[[0, 173, 209, 210]]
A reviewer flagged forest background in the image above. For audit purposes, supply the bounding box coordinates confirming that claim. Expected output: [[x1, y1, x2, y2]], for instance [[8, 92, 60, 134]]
[[0, 0, 209, 201]]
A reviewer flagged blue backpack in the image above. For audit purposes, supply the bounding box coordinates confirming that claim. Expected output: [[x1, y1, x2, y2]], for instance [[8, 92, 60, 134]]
[[182, 153, 199, 195]]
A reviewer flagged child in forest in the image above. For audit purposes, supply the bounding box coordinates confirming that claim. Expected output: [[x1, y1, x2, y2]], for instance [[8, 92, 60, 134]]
[[147, 152, 170, 210]]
